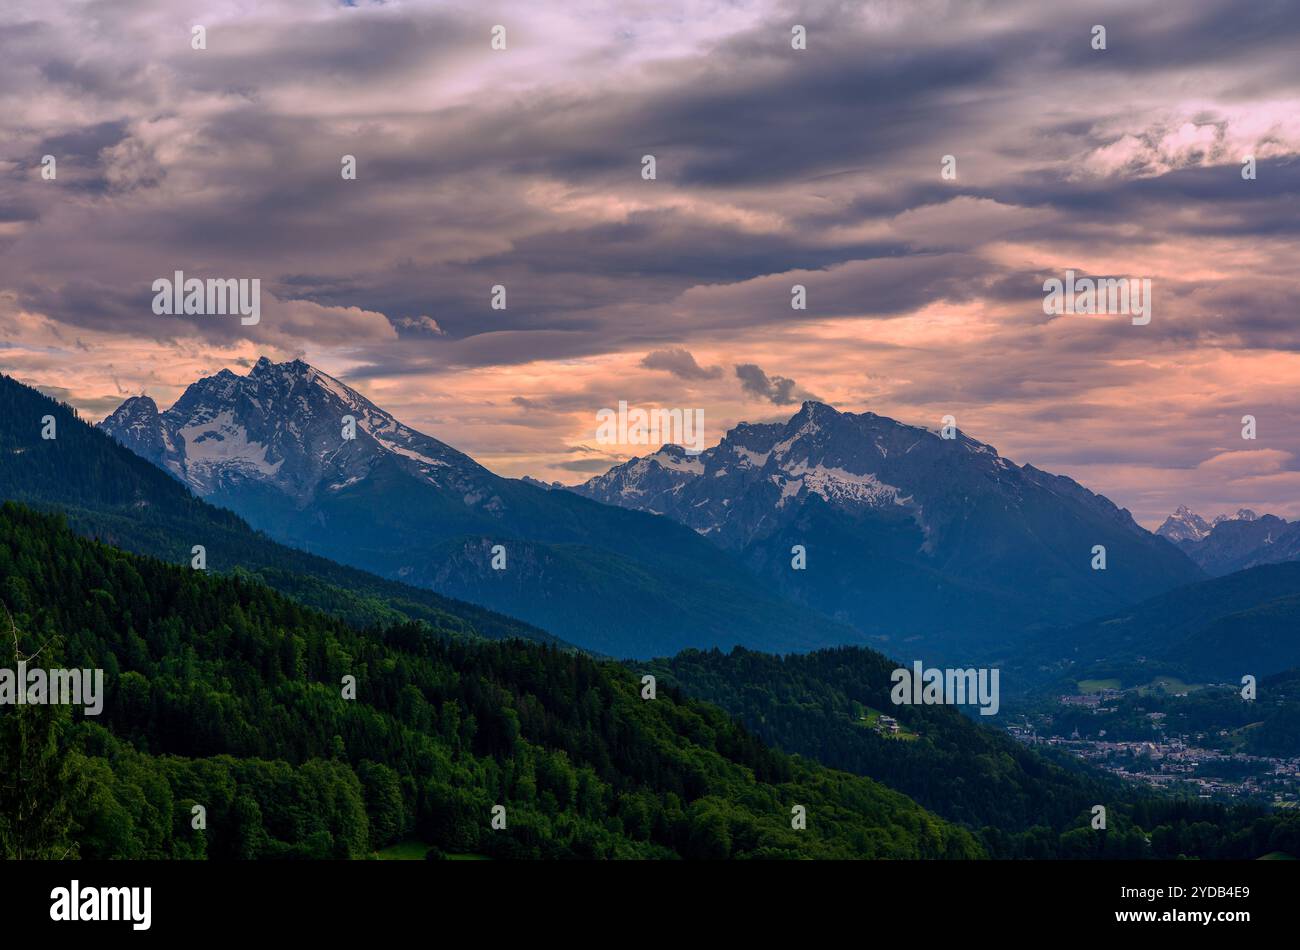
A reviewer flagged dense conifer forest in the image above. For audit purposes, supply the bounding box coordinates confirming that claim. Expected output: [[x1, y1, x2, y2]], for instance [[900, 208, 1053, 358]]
[[0, 503, 979, 860]]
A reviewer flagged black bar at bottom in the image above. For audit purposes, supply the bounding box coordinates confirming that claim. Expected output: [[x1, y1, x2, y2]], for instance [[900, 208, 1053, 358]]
[[2, 859, 1289, 937]]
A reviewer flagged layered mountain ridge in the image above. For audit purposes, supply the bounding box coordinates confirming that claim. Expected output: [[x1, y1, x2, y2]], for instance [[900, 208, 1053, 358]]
[[99, 361, 1209, 655]]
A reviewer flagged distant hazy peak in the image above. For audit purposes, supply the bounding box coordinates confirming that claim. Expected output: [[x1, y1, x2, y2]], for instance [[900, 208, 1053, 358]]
[[1157, 506, 1213, 542]]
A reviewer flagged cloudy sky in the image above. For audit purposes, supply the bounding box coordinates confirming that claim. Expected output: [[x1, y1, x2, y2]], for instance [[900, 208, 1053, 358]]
[[2, 0, 1299, 526]]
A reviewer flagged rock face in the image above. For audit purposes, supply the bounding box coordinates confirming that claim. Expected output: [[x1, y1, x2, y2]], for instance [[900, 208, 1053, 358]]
[[1158, 506, 1300, 576], [575, 401, 1205, 646], [98, 395, 170, 470]]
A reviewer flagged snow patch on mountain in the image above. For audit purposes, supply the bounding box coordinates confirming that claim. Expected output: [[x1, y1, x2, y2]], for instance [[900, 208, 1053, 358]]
[[1214, 508, 1259, 525], [175, 409, 284, 490], [785, 461, 911, 508]]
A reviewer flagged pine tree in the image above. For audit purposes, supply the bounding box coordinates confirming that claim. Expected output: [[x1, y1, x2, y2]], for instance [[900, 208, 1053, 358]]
[[0, 612, 85, 859]]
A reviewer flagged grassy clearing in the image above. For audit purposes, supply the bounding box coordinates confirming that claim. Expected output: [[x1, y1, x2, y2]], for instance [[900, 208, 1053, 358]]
[[1077, 678, 1122, 693], [1137, 676, 1202, 696], [853, 706, 920, 740]]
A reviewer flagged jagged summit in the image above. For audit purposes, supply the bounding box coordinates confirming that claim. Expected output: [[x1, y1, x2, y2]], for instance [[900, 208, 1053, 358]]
[[1215, 508, 1260, 525], [99, 394, 166, 464], [575, 400, 1015, 543], [98, 357, 487, 503], [102, 393, 160, 424], [1157, 505, 1214, 543]]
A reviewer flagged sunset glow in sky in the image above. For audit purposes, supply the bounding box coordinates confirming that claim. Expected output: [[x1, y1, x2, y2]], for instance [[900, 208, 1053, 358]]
[[3, 0, 1299, 526]]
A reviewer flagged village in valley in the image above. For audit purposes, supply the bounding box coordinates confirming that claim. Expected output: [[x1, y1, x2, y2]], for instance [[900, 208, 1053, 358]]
[[1007, 681, 1300, 807]]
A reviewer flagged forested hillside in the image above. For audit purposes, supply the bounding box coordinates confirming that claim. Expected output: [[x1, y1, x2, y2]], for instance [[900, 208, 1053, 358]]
[[1010, 561, 1300, 688], [649, 646, 1300, 859], [0, 503, 980, 860]]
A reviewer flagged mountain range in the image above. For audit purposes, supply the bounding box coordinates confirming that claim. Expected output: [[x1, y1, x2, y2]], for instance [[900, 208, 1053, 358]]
[[1157, 505, 1300, 576], [92, 356, 1300, 670], [95, 359, 1214, 657], [95, 358, 855, 658]]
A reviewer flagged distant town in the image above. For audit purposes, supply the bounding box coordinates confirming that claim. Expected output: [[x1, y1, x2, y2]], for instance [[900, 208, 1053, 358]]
[[1008, 684, 1300, 808]]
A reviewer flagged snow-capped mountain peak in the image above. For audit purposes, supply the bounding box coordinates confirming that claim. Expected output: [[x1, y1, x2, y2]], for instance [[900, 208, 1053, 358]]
[[98, 358, 491, 506], [101, 394, 160, 438], [577, 443, 705, 512], [1156, 505, 1213, 543]]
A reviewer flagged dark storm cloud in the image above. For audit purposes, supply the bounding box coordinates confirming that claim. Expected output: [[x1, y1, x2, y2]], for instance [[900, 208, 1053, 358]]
[[555, 458, 619, 474], [36, 120, 129, 164], [171, 14, 482, 92], [511, 44, 1009, 189], [641, 347, 722, 380], [735, 363, 816, 405], [17, 279, 171, 339]]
